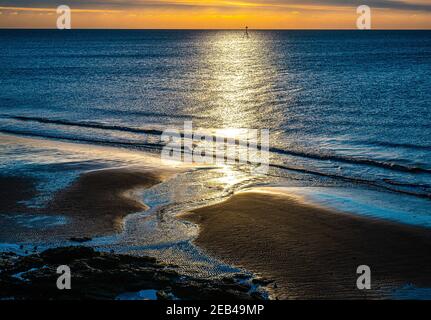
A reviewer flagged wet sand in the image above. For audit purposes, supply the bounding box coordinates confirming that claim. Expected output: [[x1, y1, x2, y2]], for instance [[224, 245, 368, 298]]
[[46, 167, 169, 236], [0, 167, 174, 240], [0, 176, 36, 214], [183, 190, 431, 299]]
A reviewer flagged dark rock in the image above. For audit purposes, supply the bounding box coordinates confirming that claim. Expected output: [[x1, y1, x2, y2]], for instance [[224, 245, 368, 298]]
[[69, 237, 92, 243], [156, 290, 175, 300], [252, 277, 274, 286], [0, 246, 269, 300], [40, 246, 97, 264]]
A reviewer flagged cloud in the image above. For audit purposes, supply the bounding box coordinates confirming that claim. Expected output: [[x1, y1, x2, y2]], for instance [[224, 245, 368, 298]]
[[0, 0, 430, 13], [290, 0, 431, 12], [0, 6, 121, 13]]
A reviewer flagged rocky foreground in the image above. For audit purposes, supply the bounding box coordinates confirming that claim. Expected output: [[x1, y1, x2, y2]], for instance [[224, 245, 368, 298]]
[[0, 246, 269, 300]]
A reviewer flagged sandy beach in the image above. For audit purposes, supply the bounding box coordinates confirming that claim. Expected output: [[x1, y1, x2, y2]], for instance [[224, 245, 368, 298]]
[[46, 168, 170, 236], [0, 166, 176, 240], [183, 189, 431, 299], [1, 133, 430, 299], [0, 176, 37, 214]]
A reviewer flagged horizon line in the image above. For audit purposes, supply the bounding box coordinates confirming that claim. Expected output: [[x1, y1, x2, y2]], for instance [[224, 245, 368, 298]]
[[1, 27, 431, 31]]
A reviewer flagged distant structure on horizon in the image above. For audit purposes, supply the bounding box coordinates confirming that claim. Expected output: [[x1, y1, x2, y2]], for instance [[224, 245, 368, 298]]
[[245, 26, 249, 38]]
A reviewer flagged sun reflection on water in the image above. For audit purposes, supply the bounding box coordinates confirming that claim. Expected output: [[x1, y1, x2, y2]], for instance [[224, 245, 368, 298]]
[[188, 31, 281, 133], [211, 165, 249, 188]]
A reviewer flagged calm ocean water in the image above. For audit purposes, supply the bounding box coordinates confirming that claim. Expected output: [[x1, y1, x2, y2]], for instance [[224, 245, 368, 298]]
[[0, 30, 430, 226]]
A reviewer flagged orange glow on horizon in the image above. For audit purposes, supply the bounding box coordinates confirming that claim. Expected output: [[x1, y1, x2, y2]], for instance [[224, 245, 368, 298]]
[[0, 3, 430, 29]]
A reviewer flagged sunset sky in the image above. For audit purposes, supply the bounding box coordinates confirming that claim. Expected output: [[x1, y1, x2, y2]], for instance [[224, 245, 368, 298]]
[[0, 0, 430, 29]]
